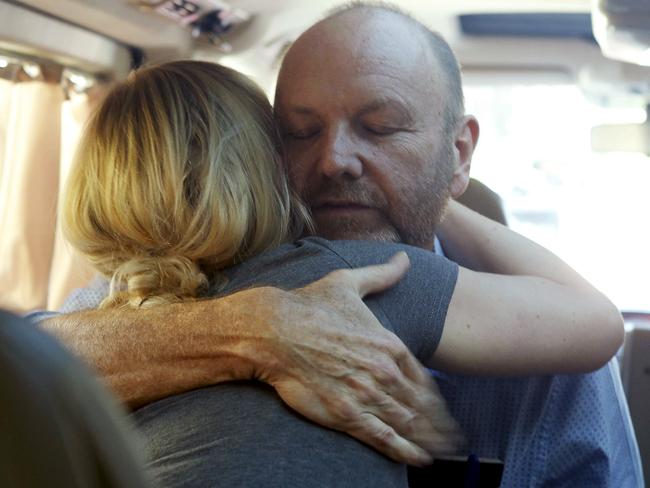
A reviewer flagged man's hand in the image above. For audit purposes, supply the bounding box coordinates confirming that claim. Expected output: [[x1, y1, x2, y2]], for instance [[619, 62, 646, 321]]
[[253, 253, 463, 466]]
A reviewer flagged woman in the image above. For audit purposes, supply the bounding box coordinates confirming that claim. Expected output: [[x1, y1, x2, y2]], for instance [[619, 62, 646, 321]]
[[62, 61, 623, 487]]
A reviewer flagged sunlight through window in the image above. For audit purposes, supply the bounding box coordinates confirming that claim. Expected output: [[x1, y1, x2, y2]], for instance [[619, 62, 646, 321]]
[[464, 77, 650, 311]]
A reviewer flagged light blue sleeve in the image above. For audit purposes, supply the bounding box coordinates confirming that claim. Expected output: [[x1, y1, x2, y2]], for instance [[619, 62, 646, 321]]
[[58, 277, 109, 313], [433, 359, 643, 487], [23, 310, 62, 324], [22, 277, 109, 324], [532, 360, 644, 487]]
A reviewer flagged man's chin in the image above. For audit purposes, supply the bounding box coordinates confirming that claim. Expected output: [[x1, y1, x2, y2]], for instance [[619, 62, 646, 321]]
[[313, 221, 400, 243]]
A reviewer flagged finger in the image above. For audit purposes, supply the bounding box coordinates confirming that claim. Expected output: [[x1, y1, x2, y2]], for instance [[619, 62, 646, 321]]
[[345, 375, 420, 440], [347, 413, 433, 466], [407, 379, 466, 455], [356, 389, 464, 460], [276, 378, 431, 465], [367, 355, 423, 411], [395, 346, 431, 386], [369, 366, 445, 445], [364, 357, 464, 454], [374, 387, 464, 458], [351, 252, 411, 298], [408, 394, 465, 456]]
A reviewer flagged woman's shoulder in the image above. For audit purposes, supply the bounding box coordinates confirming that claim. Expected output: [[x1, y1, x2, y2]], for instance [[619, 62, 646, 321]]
[[216, 237, 456, 298], [299, 237, 443, 269], [237, 237, 454, 277], [216, 239, 350, 295]]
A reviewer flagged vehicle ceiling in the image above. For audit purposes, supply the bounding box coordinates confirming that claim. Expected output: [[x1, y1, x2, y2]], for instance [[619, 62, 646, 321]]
[[11, 1, 594, 80], [16, 1, 593, 55]]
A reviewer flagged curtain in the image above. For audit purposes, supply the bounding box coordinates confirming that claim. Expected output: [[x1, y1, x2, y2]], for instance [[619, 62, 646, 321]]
[[46, 88, 102, 311], [0, 67, 101, 313], [0, 78, 12, 197]]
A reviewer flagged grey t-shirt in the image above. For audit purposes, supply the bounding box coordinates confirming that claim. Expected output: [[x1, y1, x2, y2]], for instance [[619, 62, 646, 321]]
[[132, 237, 458, 488]]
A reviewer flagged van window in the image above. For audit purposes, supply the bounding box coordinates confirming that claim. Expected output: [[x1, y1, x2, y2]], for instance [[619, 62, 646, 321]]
[[464, 71, 650, 311]]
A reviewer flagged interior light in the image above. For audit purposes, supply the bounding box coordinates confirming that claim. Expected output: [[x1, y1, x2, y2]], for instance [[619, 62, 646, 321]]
[[67, 71, 94, 91], [0, 58, 8, 69], [22, 62, 41, 79]]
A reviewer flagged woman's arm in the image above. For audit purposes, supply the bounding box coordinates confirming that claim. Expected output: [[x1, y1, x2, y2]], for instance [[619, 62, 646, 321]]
[[429, 200, 624, 375]]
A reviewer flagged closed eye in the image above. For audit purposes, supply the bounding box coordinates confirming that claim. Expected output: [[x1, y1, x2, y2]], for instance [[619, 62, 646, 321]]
[[364, 125, 401, 136]]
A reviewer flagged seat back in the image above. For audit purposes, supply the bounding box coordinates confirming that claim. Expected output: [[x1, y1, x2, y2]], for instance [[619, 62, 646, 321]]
[[621, 311, 650, 484], [456, 178, 508, 226]]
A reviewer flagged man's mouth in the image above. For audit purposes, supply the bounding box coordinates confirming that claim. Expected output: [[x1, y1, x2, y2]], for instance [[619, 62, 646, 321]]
[[312, 202, 373, 213]]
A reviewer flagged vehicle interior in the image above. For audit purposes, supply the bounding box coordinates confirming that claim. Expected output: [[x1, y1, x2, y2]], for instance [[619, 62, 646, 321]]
[[0, 0, 648, 484]]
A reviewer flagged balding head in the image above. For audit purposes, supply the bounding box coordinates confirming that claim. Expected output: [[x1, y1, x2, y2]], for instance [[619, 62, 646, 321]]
[[278, 3, 464, 132]]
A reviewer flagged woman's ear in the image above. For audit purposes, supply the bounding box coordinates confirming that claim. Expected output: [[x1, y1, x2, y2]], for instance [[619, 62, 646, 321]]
[[449, 115, 480, 198]]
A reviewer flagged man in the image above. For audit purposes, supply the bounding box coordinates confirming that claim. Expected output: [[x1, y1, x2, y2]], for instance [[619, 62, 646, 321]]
[[40, 3, 642, 486]]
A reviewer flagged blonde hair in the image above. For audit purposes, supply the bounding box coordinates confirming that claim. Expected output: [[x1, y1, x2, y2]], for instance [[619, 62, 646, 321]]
[[63, 60, 309, 308]]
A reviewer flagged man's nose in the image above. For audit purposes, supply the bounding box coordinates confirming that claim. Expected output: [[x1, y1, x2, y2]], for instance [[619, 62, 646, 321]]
[[318, 125, 363, 179]]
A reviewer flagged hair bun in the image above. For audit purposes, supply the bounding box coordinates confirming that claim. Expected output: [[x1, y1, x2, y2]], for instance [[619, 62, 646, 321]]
[[101, 255, 208, 309]]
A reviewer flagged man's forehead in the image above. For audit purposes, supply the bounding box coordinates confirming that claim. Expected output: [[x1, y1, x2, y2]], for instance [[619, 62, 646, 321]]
[[276, 62, 435, 125], [293, 15, 428, 71], [279, 11, 435, 84], [278, 50, 435, 111], [280, 93, 415, 121]]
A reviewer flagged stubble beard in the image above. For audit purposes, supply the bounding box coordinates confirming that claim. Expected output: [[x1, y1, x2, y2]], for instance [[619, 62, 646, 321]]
[[303, 140, 455, 249], [314, 214, 401, 243]]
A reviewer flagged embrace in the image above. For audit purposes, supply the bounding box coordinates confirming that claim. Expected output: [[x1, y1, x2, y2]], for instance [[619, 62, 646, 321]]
[[27, 3, 640, 487]]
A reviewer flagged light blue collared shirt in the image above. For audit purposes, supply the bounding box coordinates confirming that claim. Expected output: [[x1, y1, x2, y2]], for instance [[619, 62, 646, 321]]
[[430, 362, 643, 486]]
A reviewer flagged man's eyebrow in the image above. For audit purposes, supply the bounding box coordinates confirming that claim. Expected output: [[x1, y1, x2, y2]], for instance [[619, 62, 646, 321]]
[[285, 106, 317, 116], [357, 98, 413, 122]]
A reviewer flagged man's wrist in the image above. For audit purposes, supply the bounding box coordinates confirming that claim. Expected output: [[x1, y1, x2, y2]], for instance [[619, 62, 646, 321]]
[[215, 286, 287, 383]]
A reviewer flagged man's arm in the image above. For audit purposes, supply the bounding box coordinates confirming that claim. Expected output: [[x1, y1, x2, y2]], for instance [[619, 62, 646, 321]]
[[40, 293, 261, 408], [40, 260, 461, 466]]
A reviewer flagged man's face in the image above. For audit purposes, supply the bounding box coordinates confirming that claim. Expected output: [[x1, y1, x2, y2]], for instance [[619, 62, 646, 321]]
[[275, 11, 458, 250]]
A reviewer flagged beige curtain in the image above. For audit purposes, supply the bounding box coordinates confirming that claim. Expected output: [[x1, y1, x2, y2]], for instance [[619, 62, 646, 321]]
[[46, 89, 101, 310], [0, 78, 12, 197], [0, 68, 101, 313], [0, 77, 62, 313]]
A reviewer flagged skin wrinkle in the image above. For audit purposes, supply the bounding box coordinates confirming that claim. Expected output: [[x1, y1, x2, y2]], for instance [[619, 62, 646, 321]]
[[270, 283, 410, 388], [356, 98, 414, 125], [276, 8, 462, 251]]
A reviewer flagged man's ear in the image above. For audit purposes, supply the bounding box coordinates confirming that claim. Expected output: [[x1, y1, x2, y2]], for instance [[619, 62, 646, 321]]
[[449, 115, 480, 198]]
